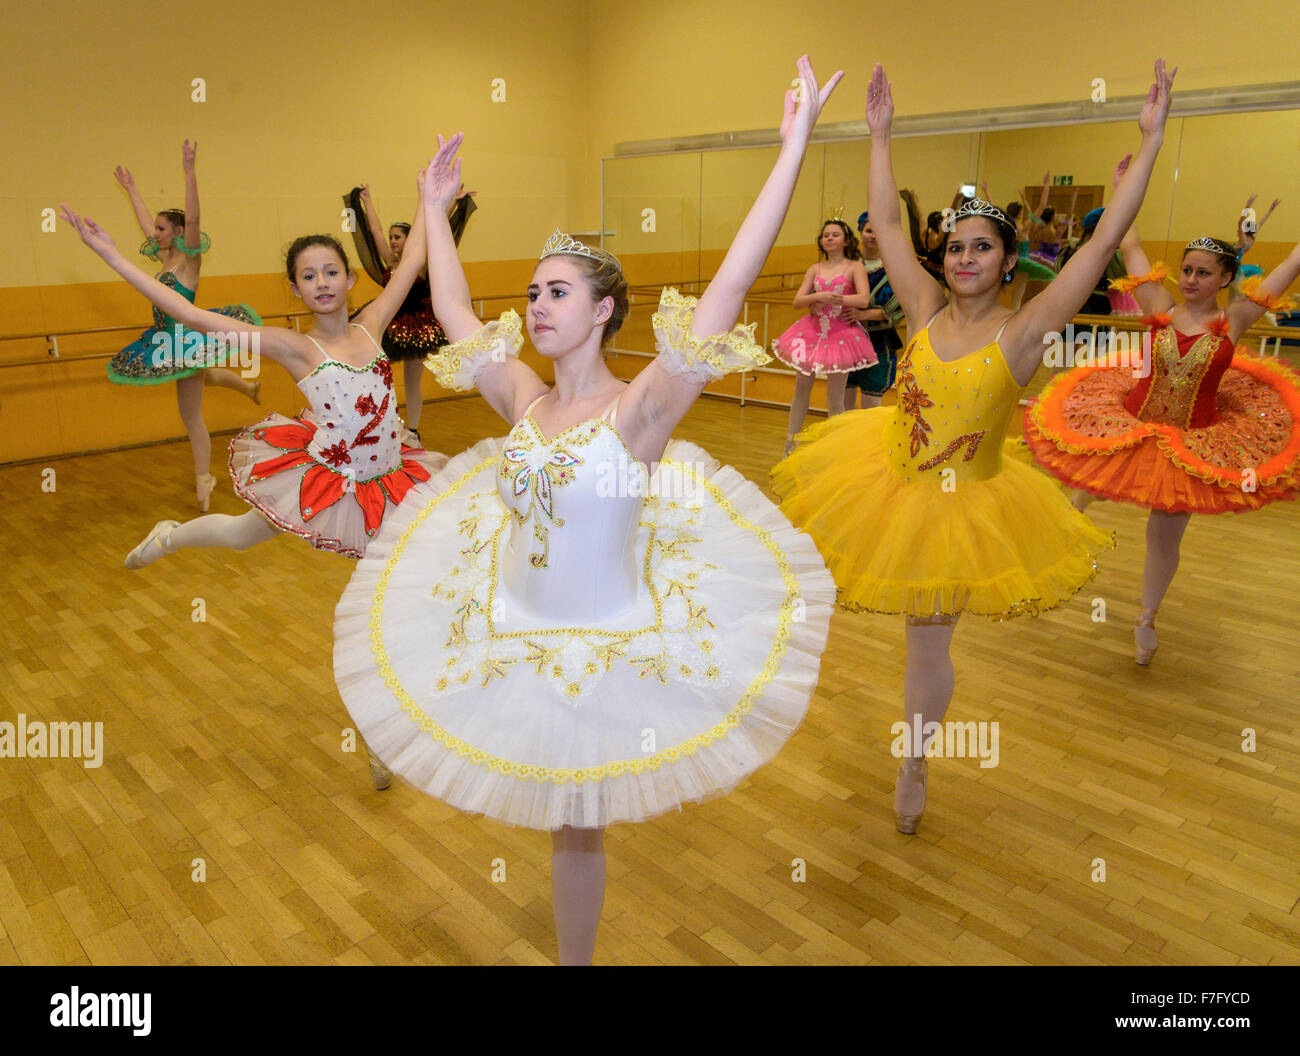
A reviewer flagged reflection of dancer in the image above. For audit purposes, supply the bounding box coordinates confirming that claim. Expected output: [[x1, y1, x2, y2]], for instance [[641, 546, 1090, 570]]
[[334, 57, 839, 966], [773, 218, 878, 454], [1023, 194, 1300, 666], [773, 59, 1174, 835], [62, 172, 446, 570], [107, 142, 262, 510], [349, 183, 477, 440], [845, 211, 903, 409]]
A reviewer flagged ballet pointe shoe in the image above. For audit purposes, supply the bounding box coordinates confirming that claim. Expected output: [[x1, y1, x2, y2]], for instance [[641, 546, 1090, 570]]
[[249, 380, 262, 405], [195, 473, 217, 512], [1134, 607, 1159, 666], [894, 757, 928, 835], [782, 433, 796, 458], [125, 520, 180, 570], [367, 749, 393, 791]]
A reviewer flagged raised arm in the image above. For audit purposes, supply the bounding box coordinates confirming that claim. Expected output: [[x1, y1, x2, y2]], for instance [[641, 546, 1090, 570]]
[[865, 65, 947, 330], [113, 166, 155, 240], [60, 205, 311, 375], [1226, 240, 1300, 340], [359, 184, 396, 269], [620, 55, 843, 458], [1001, 60, 1177, 379], [688, 57, 844, 339], [354, 173, 427, 334], [421, 134, 546, 423], [181, 140, 202, 253]]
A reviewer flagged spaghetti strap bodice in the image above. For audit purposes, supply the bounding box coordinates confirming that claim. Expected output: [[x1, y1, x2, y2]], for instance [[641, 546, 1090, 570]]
[[884, 326, 1021, 484], [295, 324, 405, 482]]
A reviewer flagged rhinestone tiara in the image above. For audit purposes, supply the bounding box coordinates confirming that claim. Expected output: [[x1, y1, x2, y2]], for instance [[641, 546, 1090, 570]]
[[948, 197, 1014, 232], [540, 229, 600, 261], [1185, 235, 1227, 253]]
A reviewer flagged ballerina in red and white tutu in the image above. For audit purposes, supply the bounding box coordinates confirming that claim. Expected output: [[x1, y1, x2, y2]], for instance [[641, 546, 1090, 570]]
[[61, 167, 447, 569]]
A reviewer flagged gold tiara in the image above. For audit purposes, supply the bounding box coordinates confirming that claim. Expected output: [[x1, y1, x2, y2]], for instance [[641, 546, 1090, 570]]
[[948, 198, 1013, 232], [1185, 235, 1226, 253], [540, 229, 600, 261], [827, 206, 845, 223]]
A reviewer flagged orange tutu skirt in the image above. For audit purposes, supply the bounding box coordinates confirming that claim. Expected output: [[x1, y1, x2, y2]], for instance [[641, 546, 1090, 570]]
[[1022, 354, 1300, 514]]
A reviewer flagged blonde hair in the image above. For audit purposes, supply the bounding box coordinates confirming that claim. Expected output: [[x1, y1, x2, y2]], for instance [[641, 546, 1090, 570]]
[[568, 247, 629, 344]]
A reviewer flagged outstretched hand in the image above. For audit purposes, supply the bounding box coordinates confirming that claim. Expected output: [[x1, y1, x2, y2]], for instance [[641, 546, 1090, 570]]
[[1138, 57, 1177, 138], [779, 55, 843, 146], [60, 206, 117, 257], [113, 166, 136, 190], [865, 64, 893, 136], [182, 139, 198, 173], [422, 133, 465, 212]]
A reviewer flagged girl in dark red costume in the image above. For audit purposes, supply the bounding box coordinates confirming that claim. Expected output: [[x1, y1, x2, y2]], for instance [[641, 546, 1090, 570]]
[[1023, 178, 1300, 664]]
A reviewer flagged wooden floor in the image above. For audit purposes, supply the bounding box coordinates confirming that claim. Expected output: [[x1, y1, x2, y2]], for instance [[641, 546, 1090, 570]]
[[2, 386, 1299, 966]]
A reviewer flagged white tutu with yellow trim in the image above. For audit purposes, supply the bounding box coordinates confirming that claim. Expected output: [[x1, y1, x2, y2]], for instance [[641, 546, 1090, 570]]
[[332, 430, 834, 831]]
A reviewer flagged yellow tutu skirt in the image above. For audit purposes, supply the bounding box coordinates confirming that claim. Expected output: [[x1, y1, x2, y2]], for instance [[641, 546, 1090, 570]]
[[771, 409, 1115, 619]]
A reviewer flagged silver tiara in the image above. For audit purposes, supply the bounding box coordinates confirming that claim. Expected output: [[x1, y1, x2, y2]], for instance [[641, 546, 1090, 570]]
[[947, 198, 1013, 232], [540, 229, 600, 261], [1185, 235, 1224, 253]]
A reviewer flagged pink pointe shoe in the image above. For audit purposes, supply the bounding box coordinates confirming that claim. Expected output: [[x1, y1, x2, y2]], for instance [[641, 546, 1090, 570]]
[[125, 520, 180, 570], [894, 757, 928, 835], [1134, 607, 1159, 666], [196, 473, 218, 512], [367, 749, 393, 791]]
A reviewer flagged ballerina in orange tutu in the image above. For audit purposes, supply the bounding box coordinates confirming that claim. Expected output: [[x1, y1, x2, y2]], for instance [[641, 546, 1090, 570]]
[[1022, 170, 1300, 665]]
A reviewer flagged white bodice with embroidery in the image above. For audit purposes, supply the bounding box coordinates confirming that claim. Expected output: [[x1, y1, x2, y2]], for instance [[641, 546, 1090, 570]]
[[299, 325, 405, 482], [496, 404, 648, 623]]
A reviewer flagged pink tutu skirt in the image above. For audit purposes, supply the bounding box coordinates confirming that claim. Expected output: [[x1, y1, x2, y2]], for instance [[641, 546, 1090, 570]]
[[228, 412, 448, 559], [772, 312, 878, 377]]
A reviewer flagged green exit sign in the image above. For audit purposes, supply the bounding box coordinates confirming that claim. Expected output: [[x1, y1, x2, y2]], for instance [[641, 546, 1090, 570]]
[[1053, 175, 1074, 186]]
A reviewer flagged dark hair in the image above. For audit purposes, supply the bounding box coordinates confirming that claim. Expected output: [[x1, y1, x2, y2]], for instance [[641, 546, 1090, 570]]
[[817, 220, 861, 261], [286, 234, 351, 282], [941, 210, 1019, 284], [389, 223, 412, 235], [158, 209, 186, 230], [1182, 237, 1240, 282], [1041, 206, 1056, 224], [564, 247, 629, 345], [926, 211, 943, 233], [1005, 202, 1023, 222]]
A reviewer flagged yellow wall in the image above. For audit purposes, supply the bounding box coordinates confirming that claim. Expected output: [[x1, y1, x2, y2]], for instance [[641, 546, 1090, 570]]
[[3, 0, 1299, 463]]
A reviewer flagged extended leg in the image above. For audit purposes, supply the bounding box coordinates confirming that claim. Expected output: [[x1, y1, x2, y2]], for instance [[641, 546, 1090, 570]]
[[784, 371, 815, 456], [403, 358, 425, 437], [1134, 510, 1191, 664], [825, 372, 848, 416], [203, 367, 260, 402], [176, 374, 216, 509], [896, 614, 959, 834], [551, 826, 605, 965]]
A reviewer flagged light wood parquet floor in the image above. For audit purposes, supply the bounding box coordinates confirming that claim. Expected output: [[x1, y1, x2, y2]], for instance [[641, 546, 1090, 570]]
[[2, 378, 1299, 965]]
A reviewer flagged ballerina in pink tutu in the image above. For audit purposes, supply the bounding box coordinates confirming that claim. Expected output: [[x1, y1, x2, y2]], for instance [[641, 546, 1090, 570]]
[[773, 218, 878, 454]]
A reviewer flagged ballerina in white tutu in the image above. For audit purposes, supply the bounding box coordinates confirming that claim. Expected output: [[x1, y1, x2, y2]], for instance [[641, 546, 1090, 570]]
[[332, 57, 842, 965]]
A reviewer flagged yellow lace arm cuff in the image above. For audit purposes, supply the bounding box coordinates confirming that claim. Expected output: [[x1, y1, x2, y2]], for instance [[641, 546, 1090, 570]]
[[1240, 275, 1297, 314], [650, 287, 769, 381], [424, 311, 523, 390], [1109, 262, 1169, 294]]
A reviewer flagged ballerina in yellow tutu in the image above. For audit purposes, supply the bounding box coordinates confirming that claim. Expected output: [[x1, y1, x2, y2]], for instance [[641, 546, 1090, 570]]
[[772, 58, 1176, 835]]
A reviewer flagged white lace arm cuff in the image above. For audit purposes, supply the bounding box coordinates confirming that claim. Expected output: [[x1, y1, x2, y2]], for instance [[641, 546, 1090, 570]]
[[424, 310, 523, 390], [650, 287, 769, 381]]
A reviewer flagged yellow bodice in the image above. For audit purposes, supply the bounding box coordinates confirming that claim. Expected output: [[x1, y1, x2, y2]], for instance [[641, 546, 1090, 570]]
[[882, 327, 1022, 484]]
